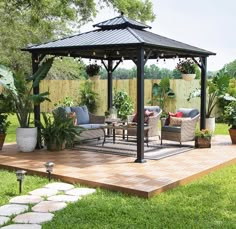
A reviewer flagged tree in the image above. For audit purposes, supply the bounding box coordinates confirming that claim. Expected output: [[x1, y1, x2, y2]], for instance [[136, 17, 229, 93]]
[[0, 0, 155, 76]]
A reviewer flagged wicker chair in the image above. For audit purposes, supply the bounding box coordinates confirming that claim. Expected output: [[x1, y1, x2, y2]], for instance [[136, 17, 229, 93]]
[[161, 108, 200, 145], [127, 106, 162, 142]]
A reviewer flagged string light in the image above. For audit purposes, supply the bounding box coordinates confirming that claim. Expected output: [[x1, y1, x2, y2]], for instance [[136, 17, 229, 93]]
[[161, 53, 164, 57], [163, 59, 166, 64], [104, 54, 107, 59], [67, 53, 71, 57], [93, 51, 96, 56], [121, 56, 124, 62], [156, 56, 160, 62], [116, 51, 120, 55]]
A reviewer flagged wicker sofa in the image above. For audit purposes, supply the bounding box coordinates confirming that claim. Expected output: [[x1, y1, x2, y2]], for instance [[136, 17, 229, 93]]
[[161, 108, 200, 145], [63, 105, 106, 144], [127, 106, 162, 142]]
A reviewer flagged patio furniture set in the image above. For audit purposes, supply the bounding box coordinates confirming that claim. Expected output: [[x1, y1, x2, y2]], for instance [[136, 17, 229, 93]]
[[64, 105, 200, 147]]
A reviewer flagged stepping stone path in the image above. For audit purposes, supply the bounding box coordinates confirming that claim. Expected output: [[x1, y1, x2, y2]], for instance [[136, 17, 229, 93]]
[[0, 182, 96, 228]]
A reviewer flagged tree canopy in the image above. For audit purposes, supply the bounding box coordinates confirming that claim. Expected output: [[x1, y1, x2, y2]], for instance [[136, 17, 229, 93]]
[[0, 0, 155, 75]]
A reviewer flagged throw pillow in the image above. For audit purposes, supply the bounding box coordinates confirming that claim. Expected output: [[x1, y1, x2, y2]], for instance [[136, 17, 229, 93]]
[[132, 110, 154, 123], [144, 110, 154, 123], [165, 111, 183, 125], [69, 112, 77, 125], [169, 116, 191, 126], [71, 105, 89, 124]]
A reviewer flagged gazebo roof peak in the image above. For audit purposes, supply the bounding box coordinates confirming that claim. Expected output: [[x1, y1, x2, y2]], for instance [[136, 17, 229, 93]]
[[93, 12, 152, 30]]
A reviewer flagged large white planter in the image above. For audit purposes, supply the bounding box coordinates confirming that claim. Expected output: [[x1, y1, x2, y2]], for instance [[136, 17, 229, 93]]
[[205, 117, 215, 134], [16, 127, 37, 152], [182, 74, 196, 81]]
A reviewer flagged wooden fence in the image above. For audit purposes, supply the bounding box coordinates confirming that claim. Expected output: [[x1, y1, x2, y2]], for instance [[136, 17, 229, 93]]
[[39, 79, 201, 115]]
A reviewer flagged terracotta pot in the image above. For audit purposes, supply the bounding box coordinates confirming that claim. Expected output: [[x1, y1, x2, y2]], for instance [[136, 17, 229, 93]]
[[47, 141, 66, 151], [0, 134, 6, 150], [229, 128, 236, 144]]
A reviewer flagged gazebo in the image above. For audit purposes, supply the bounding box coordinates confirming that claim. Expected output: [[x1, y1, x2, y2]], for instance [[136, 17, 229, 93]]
[[22, 13, 216, 163]]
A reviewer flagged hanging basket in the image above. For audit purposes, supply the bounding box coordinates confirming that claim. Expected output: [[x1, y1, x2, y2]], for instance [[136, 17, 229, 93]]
[[182, 74, 196, 81], [89, 75, 100, 80]]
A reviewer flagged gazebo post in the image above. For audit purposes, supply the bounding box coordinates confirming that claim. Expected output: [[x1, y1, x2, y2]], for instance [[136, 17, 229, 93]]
[[135, 47, 146, 163], [200, 57, 207, 130], [107, 59, 113, 111], [32, 53, 41, 149]]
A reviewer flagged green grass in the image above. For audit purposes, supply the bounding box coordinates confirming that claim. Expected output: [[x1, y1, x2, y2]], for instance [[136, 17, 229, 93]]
[[5, 114, 230, 143], [0, 165, 235, 228], [0, 169, 49, 206]]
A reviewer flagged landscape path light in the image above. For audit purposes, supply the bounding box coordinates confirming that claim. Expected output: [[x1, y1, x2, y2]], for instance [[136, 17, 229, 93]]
[[16, 170, 27, 194], [44, 161, 54, 181]]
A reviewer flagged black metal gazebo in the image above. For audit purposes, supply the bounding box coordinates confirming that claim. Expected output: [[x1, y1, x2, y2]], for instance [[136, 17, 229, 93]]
[[22, 13, 216, 163]]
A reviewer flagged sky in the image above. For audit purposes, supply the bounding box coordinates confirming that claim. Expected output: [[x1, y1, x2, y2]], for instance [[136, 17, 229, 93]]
[[80, 0, 236, 71]]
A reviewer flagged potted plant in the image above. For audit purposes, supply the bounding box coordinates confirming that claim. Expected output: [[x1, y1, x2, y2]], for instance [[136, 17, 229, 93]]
[[176, 59, 196, 81], [0, 58, 53, 152], [85, 64, 101, 80], [195, 129, 212, 148], [79, 81, 99, 113], [224, 101, 236, 144], [187, 70, 232, 133], [148, 77, 175, 114], [113, 89, 134, 120], [0, 114, 10, 150], [41, 108, 79, 151]]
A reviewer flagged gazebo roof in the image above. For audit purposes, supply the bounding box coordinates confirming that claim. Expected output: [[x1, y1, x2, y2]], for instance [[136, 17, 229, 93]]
[[22, 14, 215, 60]]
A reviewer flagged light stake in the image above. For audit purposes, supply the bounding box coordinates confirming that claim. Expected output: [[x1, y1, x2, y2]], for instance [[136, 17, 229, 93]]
[[16, 170, 26, 194], [44, 161, 54, 181]]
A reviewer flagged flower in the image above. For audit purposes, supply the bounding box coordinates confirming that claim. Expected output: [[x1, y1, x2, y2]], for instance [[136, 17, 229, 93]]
[[85, 64, 101, 77], [176, 59, 196, 74], [195, 129, 212, 138]]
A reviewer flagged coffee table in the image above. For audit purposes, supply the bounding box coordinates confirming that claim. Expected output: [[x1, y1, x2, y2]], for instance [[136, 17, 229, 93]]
[[104, 124, 151, 146]]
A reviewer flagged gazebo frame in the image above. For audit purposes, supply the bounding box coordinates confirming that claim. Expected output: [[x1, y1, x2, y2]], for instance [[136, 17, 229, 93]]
[[22, 13, 215, 163]]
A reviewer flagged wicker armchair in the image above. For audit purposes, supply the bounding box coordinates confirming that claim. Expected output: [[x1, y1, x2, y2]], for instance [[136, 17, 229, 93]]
[[161, 108, 200, 145], [127, 106, 162, 141]]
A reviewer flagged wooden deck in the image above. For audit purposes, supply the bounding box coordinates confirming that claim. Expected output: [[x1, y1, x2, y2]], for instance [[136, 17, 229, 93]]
[[0, 135, 235, 198]]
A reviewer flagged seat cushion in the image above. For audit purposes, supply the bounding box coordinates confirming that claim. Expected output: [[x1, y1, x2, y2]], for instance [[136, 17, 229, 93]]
[[169, 117, 191, 126], [177, 108, 199, 118], [71, 105, 89, 124], [78, 124, 105, 129], [162, 126, 181, 133]]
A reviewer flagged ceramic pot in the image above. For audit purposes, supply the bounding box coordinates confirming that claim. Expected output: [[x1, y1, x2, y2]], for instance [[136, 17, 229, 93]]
[[182, 74, 196, 81], [16, 127, 37, 152], [205, 117, 215, 134]]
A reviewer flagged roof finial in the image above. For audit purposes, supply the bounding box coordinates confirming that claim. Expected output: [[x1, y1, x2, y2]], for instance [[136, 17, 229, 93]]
[[120, 11, 124, 16]]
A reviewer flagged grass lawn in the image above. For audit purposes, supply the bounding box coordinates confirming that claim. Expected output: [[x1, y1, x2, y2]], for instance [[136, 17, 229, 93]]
[[5, 114, 230, 143], [0, 164, 235, 228]]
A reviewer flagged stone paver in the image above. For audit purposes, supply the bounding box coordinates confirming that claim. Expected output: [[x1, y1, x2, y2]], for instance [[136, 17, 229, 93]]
[[9, 196, 43, 205], [44, 182, 74, 191], [0, 216, 10, 226], [32, 201, 67, 213], [13, 212, 54, 224], [1, 224, 41, 229], [65, 188, 96, 196], [29, 188, 58, 197], [0, 204, 28, 217], [48, 194, 80, 203]]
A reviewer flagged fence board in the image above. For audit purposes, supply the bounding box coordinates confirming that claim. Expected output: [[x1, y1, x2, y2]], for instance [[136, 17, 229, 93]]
[[0, 79, 201, 115]]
